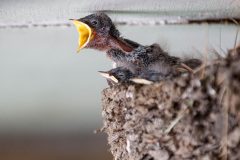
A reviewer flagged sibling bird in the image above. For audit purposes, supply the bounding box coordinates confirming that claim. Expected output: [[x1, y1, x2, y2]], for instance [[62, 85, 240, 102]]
[[99, 67, 172, 85], [71, 13, 202, 82], [98, 67, 134, 86]]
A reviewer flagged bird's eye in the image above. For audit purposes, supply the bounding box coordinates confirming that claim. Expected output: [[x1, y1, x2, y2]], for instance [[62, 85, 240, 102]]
[[118, 73, 124, 78], [91, 20, 98, 26]]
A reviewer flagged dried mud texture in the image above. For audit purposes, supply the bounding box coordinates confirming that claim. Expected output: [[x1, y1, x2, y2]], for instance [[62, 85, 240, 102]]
[[101, 45, 240, 160]]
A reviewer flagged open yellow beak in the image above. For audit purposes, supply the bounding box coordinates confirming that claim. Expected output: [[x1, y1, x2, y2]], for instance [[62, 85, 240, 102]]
[[72, 20, 93, 52]]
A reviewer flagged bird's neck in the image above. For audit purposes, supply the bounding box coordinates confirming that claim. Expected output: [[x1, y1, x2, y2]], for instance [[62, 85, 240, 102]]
[[107, 36, 134, 53]]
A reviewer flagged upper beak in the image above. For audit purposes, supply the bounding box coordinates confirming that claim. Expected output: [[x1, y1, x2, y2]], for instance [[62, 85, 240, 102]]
[[98, 71, 119, 83], [71, 19, 93, 52]]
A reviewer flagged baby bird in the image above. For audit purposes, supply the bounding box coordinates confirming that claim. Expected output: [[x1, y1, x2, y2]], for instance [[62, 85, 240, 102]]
[[99, 67, 173, 85], [71, 12, 202, 82]]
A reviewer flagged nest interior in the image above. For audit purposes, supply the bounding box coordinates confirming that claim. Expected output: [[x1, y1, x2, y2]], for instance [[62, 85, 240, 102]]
[[101, 46, 240, 160]]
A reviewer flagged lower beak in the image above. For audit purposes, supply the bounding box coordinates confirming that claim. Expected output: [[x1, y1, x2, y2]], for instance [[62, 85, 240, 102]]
[[98, 71, 119, 83], [71, 20, 93, 52]]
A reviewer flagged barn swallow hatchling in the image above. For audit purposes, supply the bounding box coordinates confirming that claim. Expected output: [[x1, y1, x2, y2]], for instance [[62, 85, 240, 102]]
[[99, 67, 172, 85], [71, 13, 202, 83]]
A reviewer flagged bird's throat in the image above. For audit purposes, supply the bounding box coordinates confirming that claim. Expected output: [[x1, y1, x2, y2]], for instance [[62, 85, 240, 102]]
[[108, 36, 134, 53]]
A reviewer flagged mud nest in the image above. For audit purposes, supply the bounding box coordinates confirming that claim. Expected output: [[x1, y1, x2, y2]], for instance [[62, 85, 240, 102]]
[[101, 46, 240, 160]]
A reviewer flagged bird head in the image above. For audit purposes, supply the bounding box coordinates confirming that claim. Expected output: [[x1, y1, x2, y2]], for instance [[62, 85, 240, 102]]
[[71, 12, 120, 52], [98, 67, 133, 83]]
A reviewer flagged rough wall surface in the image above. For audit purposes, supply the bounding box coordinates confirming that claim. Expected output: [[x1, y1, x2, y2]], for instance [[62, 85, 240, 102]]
[[101, 46, 240, 160]]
